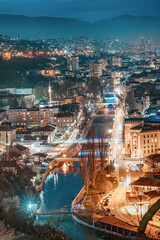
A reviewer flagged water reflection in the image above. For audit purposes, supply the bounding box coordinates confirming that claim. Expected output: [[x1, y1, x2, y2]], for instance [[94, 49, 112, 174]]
[[38, 117, 113, 240], [62, 163, 68, 175]]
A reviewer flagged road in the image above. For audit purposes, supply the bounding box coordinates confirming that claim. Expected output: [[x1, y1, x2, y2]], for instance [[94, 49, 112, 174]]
[[109, 84, 126, 163], [107, 84, 160, 236], [107, 84, 140, 225], [108, 183, 137, 225]]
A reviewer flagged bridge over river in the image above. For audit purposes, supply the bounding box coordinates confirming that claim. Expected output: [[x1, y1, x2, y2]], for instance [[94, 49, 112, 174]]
[[37, 155, 109, 192], [36, 211, 73, 216]]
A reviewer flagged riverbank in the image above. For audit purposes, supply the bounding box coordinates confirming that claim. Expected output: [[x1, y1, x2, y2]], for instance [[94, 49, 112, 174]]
[[71, 214, 138, 240], [36, 116, 94, 192], [70, 115, 139, 239], [70, 169, 137, 239], [37, 115, 117, 240], [72, 196, 139, 240]]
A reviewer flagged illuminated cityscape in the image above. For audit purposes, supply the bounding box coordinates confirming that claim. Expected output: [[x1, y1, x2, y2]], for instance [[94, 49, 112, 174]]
[[0, 1, 160, 240]]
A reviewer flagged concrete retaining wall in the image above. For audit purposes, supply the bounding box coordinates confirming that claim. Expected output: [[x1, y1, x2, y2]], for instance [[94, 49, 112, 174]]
[[72, 214, 136, 239], [72, 214, 122, 238]]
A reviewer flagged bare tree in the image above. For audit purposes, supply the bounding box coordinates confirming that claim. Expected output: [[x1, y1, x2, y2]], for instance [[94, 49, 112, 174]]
[[97, 129, 107, 171], [80, 127, 108, 192]]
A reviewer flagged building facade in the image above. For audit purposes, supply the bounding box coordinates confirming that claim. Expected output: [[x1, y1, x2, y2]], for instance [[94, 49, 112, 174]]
[[0, 88, 33, 95], [68, 56, 79, 73], [90, 62, 103, 78], [55, 112, 77, 128], [8, 107, 58, 127], [31, 124, 57, 143], [125, 119, 160, 158], [0, 125, 16, 145]]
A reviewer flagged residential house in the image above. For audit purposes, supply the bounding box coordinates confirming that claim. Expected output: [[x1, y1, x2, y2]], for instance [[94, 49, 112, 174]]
[[0, 125, 16, 145], [0, 160, 17, 174]]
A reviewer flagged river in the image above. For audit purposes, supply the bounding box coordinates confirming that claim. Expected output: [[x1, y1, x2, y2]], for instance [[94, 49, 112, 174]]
[[37, 116, 113, 240]]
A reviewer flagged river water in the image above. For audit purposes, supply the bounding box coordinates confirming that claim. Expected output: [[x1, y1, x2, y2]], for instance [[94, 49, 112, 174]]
[[37, 116, 113, 240]]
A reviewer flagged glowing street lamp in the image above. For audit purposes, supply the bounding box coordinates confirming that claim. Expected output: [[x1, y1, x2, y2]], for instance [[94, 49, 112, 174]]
[[27, 202, 37, 212], [108, 129, 113, 134], [28, 204, 32, 209]]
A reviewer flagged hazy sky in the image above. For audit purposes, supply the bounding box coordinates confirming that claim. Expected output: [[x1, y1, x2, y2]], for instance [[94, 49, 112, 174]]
[[0, 0, 160, 22]]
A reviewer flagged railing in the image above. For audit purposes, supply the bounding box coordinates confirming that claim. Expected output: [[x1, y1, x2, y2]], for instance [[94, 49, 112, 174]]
[[36, 211, 73, 215]]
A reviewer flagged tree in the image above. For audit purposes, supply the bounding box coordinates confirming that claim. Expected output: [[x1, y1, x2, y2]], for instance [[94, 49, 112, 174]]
[[138, 199, 160, 235]]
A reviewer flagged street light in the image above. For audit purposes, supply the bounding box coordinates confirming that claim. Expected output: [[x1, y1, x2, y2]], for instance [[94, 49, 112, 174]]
[[28, 204, 32, 209], [108, 129, 113, 133], [114, 163, 119, 168]]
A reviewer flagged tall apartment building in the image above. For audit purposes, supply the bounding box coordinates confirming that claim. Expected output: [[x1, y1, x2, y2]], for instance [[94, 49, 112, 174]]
[[89, 62, 103, 78], [112, 57, 122, 67], [68, 56, 79, 73], [8, 107, 58, 127]]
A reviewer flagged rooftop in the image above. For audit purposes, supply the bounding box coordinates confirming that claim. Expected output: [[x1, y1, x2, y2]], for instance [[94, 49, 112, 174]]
[[13, 144, 29, 151], [0, 160, 17, 168], [31, 124, 56, 132], [147, 154, 160, 163], [56, 112, 75, 118], [95, 216, 137, 233], [131, 177, 160, 187], [125, 118, 143, 123], [130, 123, 160, 132], [0, 125, 15, 131]]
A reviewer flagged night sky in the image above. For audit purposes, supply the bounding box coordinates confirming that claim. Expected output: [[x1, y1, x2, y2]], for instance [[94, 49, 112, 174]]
[[0, 0, 160, 22]]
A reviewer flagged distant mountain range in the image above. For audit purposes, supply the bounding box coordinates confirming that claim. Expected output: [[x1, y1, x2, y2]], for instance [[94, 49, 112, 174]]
[[0, 14, 160, 43]]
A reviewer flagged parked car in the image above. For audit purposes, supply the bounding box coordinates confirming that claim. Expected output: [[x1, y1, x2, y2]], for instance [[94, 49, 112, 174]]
[[111, 214, 115, 217]]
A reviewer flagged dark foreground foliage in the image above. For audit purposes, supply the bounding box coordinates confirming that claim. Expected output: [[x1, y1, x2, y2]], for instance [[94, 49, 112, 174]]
[[1, 208, 71, 240]]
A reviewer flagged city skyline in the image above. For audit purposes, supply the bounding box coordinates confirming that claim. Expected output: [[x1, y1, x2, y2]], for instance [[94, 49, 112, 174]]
[[0, 0, 160, 238]]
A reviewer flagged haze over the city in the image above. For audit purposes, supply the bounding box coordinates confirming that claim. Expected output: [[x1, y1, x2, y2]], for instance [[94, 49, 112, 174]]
[[0, 0, 160, 22]]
